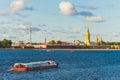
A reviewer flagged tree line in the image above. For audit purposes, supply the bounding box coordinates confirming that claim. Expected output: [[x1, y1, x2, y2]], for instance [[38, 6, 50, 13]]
[[104, 42, 120, 45], [48, 40, 62, 44], [0, 39, 12, 48]]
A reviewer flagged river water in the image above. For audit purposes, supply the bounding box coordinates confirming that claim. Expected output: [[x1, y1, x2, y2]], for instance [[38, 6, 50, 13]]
[[0, 50, 120, 80]]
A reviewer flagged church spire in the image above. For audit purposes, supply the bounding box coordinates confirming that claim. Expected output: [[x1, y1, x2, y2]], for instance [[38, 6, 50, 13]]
[[86, 17, 89, 31], [44, 37, 47, 45], [84, 18, 90, 45], [95, 35, 99, 44]]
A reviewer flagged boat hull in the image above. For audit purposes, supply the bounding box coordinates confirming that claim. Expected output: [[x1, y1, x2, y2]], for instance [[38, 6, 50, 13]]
[[11, 65, 58, 71]]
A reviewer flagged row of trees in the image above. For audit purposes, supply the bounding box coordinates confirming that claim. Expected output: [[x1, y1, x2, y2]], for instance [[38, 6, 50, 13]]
[[48, 40, 62, 44], [104, 42, 120, 45], [0, 39, 12, 48]]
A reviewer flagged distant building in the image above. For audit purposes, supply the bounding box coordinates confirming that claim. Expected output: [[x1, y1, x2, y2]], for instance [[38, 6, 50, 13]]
[[61, 41, 69, 45], [73, 40, 81, 45], [24, 43, 47, 49], [11, 41, 25, 48], [95, 35, 99, 44], [44, 37, 47, 45], [80, 42, 84, 46], [33, 44, 47, 49], [84, 21, 90, 45], [94, 36, 104, 45]]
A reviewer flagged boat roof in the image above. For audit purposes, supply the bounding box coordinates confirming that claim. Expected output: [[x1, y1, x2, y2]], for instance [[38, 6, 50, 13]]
[[14, 60, 55, 66]]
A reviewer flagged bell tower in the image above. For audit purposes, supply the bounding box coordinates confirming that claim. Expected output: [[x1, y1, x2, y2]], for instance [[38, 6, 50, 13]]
[[95, 35, 99, 44], [84, 20, 90, 45]]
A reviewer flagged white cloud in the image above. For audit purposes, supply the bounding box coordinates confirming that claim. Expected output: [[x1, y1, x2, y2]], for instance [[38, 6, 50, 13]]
[[12, 24, 28, 37], [85, 16, 104, 22], [18, 24, 40, 32], [59, 1, 77, 16], [0, 0, 26, 15], [19, 24, 27, 29], [0, 10, 9, 15], [10, 0, 25, 13]]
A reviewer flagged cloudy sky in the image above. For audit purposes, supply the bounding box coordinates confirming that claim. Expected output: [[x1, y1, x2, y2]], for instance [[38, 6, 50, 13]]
[[0, 0, 120, 42]]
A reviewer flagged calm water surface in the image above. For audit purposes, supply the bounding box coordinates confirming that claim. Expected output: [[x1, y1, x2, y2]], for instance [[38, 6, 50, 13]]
[[0, 50, 120, 80]]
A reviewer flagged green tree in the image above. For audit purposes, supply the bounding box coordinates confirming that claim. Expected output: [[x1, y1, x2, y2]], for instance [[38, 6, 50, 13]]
[[97, 42, 101, 48], [8, 40, 12, 47], [83, 44, 89, 48], [56, 40, 62, 44], [48, 40, 56, 44], [105, 41, 119, 45], [1, 39, 12, 48]]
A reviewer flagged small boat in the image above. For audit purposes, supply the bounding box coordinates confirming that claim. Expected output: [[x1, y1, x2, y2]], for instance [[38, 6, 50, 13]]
[[46, 49, 53, 52], [10, 60, 58, 71]]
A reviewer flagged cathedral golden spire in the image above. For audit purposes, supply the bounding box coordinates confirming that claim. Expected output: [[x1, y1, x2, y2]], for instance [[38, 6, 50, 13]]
[[95, 35, 99, 44], [84, 19, 90, 45], [86, 17, 89, 31]]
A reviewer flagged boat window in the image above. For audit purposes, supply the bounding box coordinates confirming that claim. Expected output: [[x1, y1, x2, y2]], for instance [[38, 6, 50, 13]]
[[20, 65, 24, 68], [14, 64, 20, 68], [48, 62, 50, 64], [14, 64, 26, 68], [22, 65, 26, 68]]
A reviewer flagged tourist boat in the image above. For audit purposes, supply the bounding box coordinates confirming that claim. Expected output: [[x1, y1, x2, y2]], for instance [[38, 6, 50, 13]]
[[10, 60, 58, 71]]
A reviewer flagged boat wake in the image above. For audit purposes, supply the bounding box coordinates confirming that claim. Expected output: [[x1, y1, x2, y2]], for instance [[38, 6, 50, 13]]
[[6, 69, 12, 72], [1, 69, 12, 73]]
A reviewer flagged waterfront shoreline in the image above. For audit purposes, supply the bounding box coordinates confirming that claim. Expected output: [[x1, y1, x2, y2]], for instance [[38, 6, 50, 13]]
[[1, 48, 120, 51], [44, 49, 120, 51]]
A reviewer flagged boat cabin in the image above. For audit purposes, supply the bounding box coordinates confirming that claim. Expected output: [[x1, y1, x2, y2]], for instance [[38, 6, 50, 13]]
[[12, 60, 57, 68]]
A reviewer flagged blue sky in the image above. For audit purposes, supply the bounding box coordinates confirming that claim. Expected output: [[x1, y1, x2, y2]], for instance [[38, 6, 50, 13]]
[[0, 0, 120, 43]]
